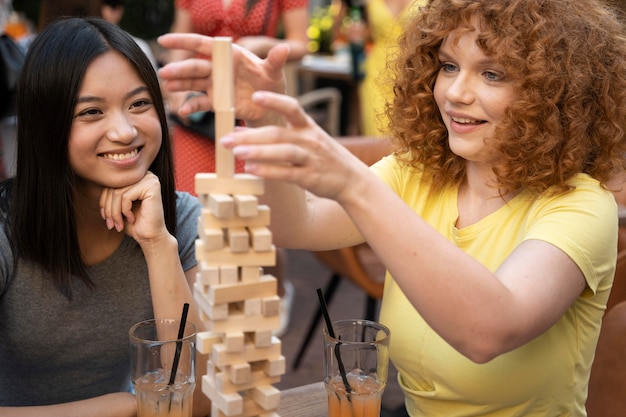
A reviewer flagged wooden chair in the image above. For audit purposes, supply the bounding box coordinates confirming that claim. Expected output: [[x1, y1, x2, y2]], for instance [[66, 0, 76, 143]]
[[297, 87, 343, 137], [587, 298, 626, 416], [292, 136, 394, 369], [586, 206, 626, 416]]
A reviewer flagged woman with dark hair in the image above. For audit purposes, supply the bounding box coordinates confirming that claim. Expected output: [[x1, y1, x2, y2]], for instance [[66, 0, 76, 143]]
[[159, 0, 626, 414], [0, 18, 208, 416]]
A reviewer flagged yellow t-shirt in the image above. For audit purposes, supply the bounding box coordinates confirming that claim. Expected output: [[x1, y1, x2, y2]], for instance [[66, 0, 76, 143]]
[[371, 155, 618, 416]]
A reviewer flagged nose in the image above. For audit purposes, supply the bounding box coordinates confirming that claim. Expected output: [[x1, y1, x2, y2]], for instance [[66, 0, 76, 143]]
[[106, 112, 137, 143], [445, 72, 475, 104]]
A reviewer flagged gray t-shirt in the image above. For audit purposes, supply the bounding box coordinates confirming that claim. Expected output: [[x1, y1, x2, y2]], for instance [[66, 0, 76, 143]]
[[0, 191, 201, 406]]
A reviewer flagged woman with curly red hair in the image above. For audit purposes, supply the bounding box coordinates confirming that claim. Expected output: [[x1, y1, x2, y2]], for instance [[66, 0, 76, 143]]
[[159, 0, 626, 414]]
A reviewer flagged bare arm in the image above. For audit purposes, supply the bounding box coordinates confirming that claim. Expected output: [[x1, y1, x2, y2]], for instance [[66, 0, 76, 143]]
[[155, 38, 590, 363], [220, 92, 588, 363], [100, 173, 210, 416], [0, 393, 136, 417]]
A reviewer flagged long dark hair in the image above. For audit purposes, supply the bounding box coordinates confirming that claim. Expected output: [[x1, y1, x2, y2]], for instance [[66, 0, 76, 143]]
[[6, 17, 177, 299]]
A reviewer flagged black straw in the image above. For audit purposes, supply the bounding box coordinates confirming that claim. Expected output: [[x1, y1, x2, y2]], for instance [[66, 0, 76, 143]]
[[317, 288, 352, 393], [168, 303, 190, 386]]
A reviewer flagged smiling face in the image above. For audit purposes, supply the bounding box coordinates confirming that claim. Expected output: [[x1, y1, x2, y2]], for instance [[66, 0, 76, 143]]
[[434, 27, 518, 166], [68, 51, 162, 194]]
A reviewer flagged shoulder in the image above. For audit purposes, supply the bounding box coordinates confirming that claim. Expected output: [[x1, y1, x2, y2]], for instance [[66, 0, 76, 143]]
[[536, 174, 617, 219], [371, 154, 429, 191], [176, 191, 202, 224]]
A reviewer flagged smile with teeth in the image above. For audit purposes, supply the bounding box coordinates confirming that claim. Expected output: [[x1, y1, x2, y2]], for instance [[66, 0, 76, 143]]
[[451, 116, 484, 125], [101, 148, 139, 161]]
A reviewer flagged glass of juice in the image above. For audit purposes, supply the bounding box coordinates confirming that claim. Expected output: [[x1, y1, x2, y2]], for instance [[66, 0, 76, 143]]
[[129, 318, 197, 417], [323, 319, 390, 417]]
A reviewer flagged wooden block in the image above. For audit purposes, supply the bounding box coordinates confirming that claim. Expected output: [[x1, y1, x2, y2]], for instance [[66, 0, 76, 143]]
[[227, 227, 250, 253], [196, 331, 223, 355], [251, 329, 273, 348], [244, 298, 262, 316], [224, 332, 245, 353], [203, 375, 243, 416], [209, 275, 277, 304], [228, 361, 252, 384], [198, 262, 219, 286], [212, 37, 234, 110], [241, 266, 262, 282], [212, 37, 235, 178], [209, 193, 235, 218], [201, 205, 270, 229], [263, 355, 286, 377], [212, 337, 282, 368], [234, 194, 259, 217], [195, 173, 265, 196], [196, 241, 277, 267], [209, 311, 280, 334], [219, 265, 238, 284], [250, 385, 281, 411], [210, 394, 277, 417], [215, 109, 235, 178], [249, 226, 272, 252], [198, 224, 224, 251], [197, 193, 210, 207], [262, 295, 280, 317], [215, 368, 281, 394], [194, 283, 229, 320]]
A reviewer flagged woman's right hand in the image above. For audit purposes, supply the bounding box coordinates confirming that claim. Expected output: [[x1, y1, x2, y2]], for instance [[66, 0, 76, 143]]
[[220, 91, 372, 204], [158, 34, 290, 127]]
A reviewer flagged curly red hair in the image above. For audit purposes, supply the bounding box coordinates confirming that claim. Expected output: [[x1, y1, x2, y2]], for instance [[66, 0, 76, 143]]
[[387, 0, 626, 195]]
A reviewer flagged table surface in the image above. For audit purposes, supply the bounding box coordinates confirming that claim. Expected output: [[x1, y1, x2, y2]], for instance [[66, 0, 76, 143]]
[[277, 381, 327, 417]]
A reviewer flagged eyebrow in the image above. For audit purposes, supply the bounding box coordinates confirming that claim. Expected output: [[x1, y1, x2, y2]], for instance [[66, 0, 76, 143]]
[[76, 86, 150, 104], [437, 50, 497, 67]]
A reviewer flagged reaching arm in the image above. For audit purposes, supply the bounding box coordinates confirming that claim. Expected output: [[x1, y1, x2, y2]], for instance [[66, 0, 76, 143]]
[[156, 36, 594, 363], [219, 91, 590, 363]]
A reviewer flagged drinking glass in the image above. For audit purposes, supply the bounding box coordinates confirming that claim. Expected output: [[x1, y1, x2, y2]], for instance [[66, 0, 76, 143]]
[[129, 318, 197, 417], [323, 319, 390, 417]]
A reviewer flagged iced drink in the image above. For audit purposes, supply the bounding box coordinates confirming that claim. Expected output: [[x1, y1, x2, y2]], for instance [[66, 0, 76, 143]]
[[134, 368, 195, 417], [323, 319, 390, 417], [129, 318, 197, 417], [327, 373, 384, 417]]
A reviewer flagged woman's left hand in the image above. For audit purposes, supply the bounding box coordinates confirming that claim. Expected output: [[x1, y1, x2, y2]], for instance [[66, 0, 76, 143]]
[[99, 171, 168, 244], [158, 34, 290, 127]]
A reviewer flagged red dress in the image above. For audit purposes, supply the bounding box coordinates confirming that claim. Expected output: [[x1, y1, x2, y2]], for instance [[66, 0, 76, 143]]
[[173, 0, 307, 194]]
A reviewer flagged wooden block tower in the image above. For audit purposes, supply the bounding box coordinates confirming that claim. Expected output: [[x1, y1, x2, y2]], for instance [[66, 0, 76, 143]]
[[193, 37, 285, 417]]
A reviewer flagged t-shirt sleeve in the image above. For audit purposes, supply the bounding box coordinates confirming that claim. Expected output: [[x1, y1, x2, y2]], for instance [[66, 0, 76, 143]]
[[523, 177, 618, 294], [175, 192, 202, 272], [0, 223, 12, 296]]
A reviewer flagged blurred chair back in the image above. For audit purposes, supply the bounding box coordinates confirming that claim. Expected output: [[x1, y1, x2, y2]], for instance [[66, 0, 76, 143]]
[[297, 87, 342, 137], [586, 227, 626, 416], [292, 136, 393, 370]]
